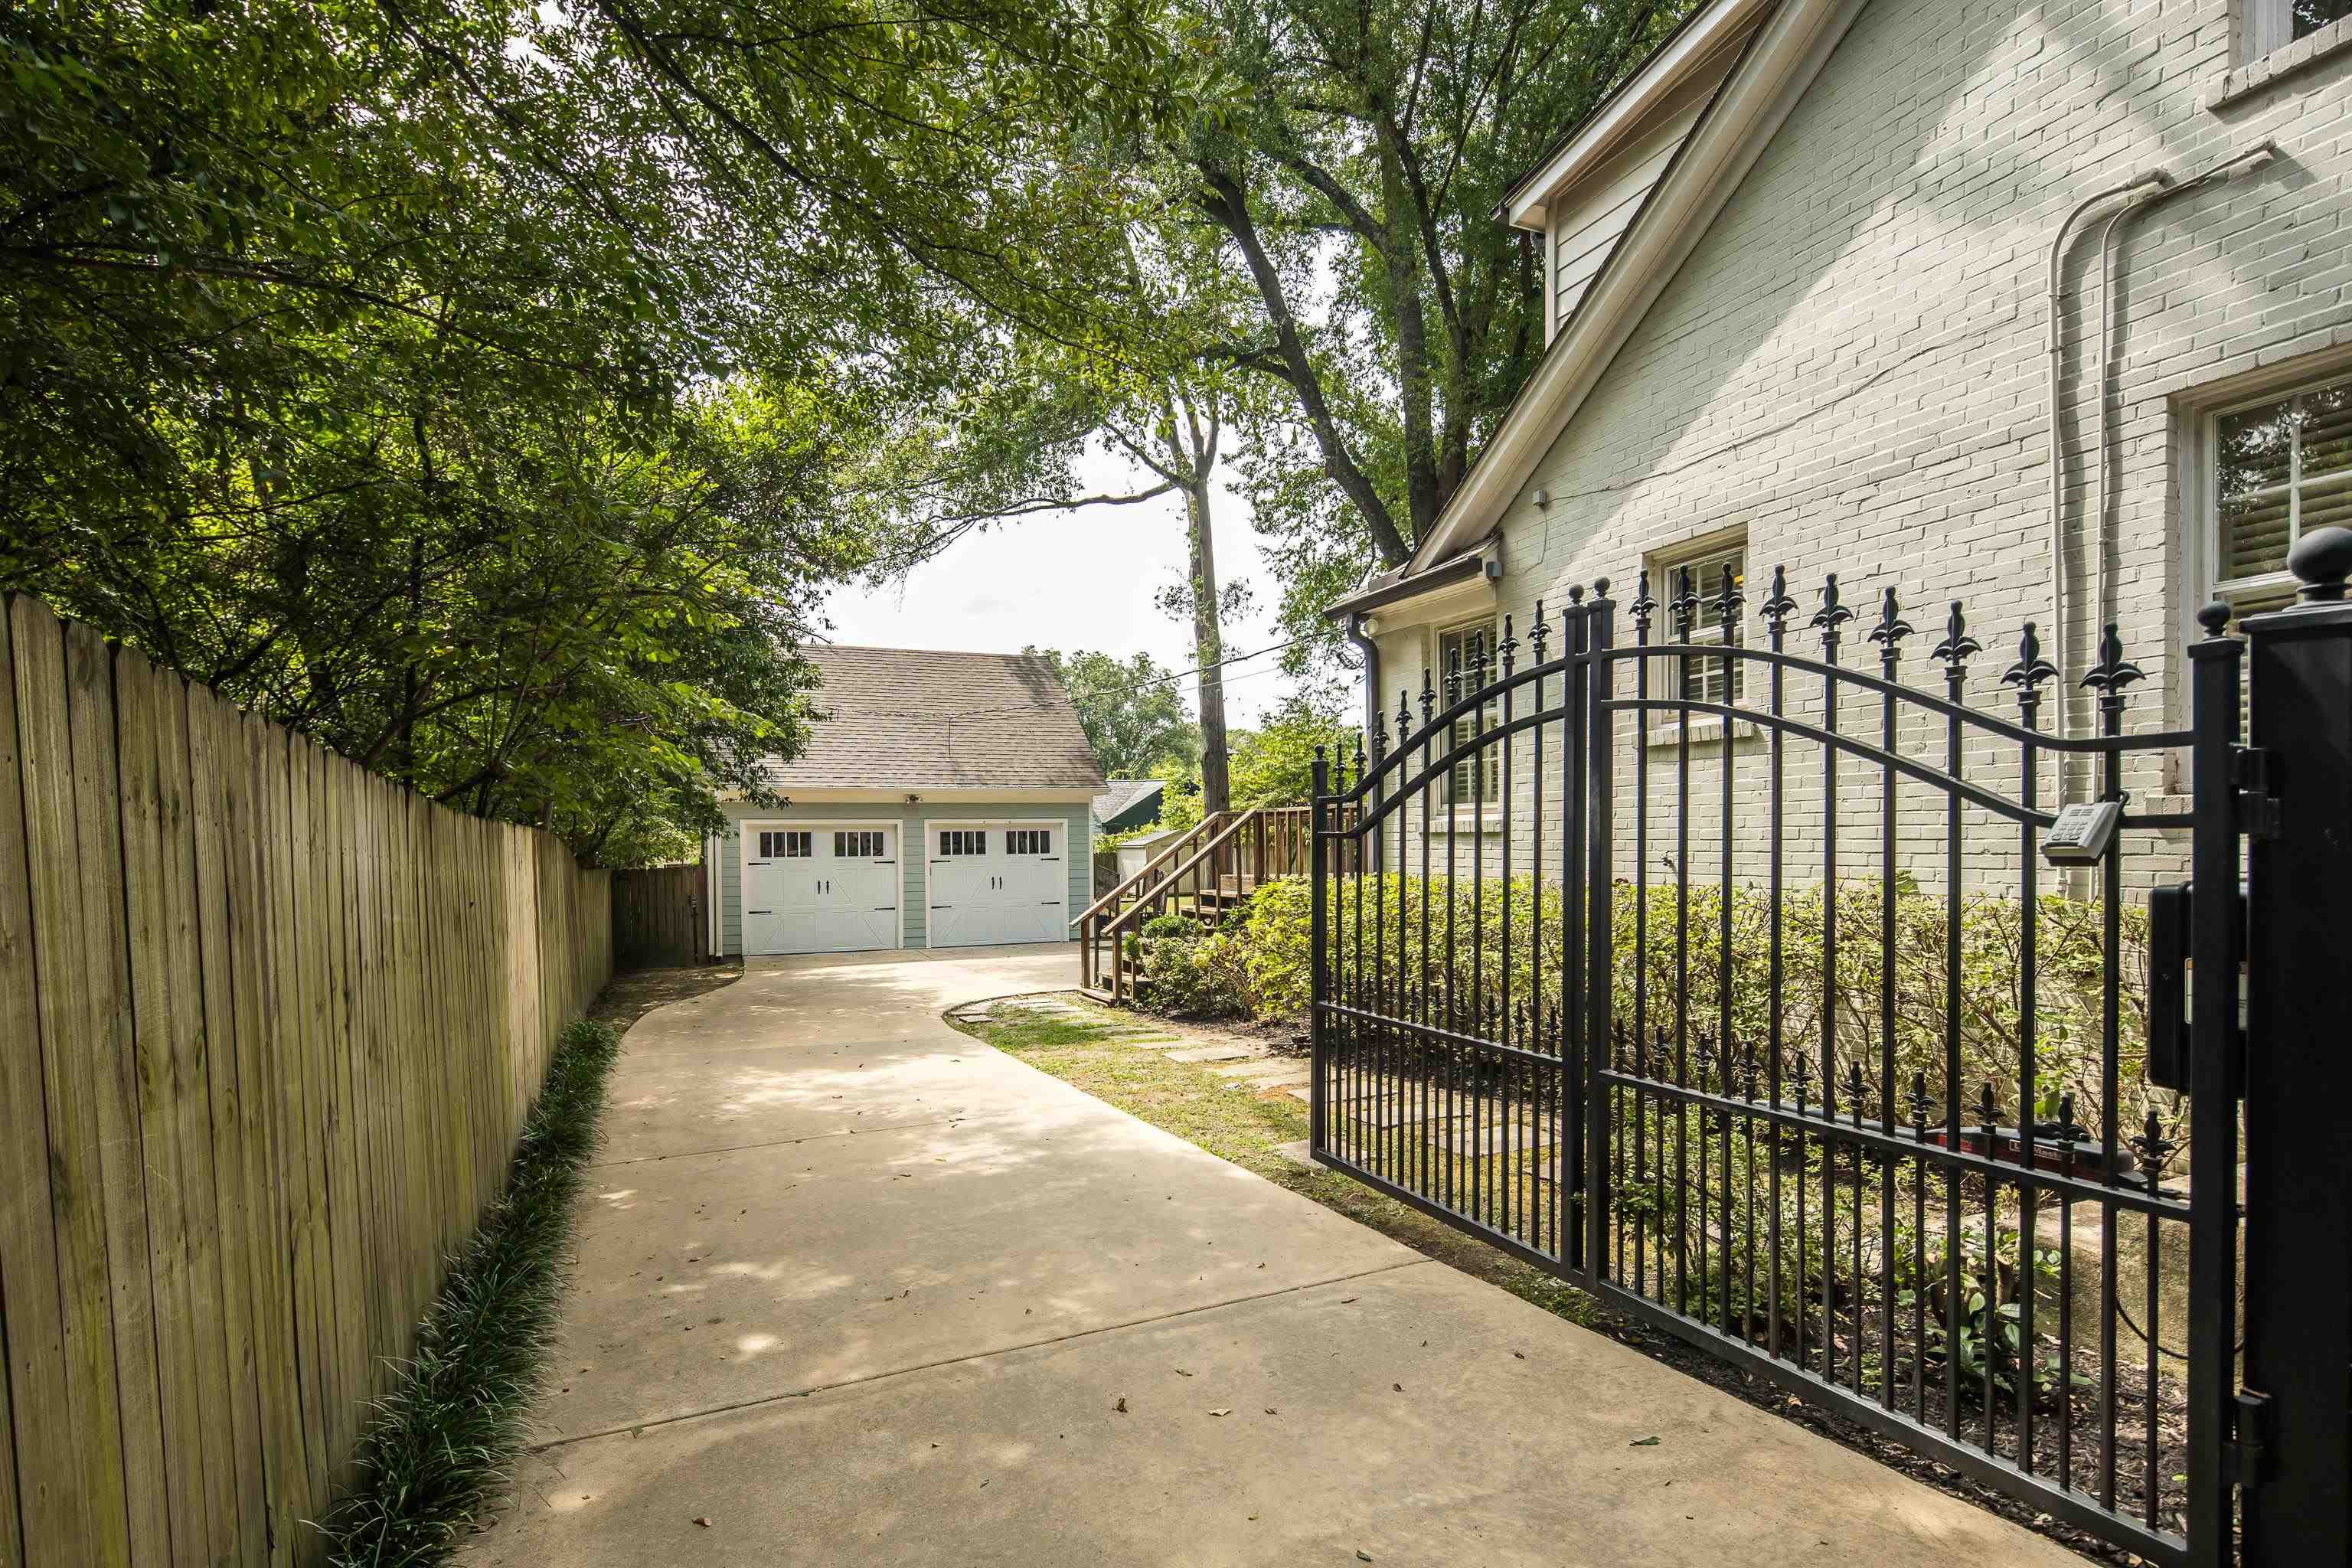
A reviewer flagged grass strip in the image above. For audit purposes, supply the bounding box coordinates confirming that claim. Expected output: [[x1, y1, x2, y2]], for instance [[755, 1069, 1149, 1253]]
[[320, 1016, 623, 1566], [952, 999, 1602, 1327]]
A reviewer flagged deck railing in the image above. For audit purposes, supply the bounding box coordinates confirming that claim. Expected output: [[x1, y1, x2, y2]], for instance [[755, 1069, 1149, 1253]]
[[1079, 804, 1343, 1001]]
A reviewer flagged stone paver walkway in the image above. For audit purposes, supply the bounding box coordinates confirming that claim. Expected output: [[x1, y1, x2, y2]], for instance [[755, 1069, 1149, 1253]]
[[467, 946, 2080, 1567]]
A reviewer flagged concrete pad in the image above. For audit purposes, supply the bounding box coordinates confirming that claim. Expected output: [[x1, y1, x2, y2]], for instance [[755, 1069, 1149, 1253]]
[[476, 1266, 2078, 1568], [466, 942, 2082, 1567]]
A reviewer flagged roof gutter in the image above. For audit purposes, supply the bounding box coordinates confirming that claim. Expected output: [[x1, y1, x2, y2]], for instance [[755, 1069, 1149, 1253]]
[[1324, 535, 1498, 622]]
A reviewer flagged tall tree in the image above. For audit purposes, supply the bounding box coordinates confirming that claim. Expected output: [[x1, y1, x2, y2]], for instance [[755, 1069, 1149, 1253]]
[[2, 0, 1184, 859], [1176, 0, 1698, 647]]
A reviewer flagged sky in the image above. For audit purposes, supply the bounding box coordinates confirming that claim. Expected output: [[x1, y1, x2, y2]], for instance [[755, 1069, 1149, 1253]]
[[820, 446, 1307, 729]]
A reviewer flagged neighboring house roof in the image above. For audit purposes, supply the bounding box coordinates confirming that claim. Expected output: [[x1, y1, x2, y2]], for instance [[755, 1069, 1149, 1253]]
[[1375, 0, 1870, 592], [1093, 779, 1165, 832], [757, 645, 1105, 792]]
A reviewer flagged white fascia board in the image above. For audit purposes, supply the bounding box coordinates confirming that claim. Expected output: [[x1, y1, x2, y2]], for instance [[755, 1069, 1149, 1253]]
[[716, 787, 1099, 806], [1501, 0, 1777, 233], [1410, 0, 1870, 577]]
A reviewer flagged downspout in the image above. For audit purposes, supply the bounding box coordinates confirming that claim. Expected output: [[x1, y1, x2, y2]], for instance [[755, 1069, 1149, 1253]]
[[706, 831, 723, 959], [1346, 610, 1384, 871], [2045, 168, 2171, 795]]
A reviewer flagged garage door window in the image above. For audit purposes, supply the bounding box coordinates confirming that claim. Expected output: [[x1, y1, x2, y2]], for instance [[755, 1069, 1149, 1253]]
[[835, 830, 886, 858], [1007, 828, 1054, 854], [939, 829, 987, 856], [759, 831, 811, 858]]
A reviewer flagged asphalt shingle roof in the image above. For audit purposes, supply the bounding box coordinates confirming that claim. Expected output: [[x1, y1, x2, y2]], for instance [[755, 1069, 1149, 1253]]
[[759, 645, 1105, 792]]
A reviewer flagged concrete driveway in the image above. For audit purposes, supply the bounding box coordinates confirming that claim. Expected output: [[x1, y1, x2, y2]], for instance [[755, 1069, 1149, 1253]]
[[469, 946, 2078, 1566]]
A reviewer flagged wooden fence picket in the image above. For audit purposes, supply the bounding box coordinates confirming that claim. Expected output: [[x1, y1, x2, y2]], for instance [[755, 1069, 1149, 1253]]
[[0, 596, 611, 1564]]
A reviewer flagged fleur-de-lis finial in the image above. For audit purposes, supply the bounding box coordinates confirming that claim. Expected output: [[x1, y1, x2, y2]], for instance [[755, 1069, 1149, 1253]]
[[1845, 1059, 1867, 1125], [2131, 1110, 2177, 1181], [1420, 666, 1437, 724], [2001, 622, 2058, 698], [1977, 1080, 1999, 1135], [1867, 586, 1913, 664], [1712, 561, 1744, 632], [1371, 708, 1387, 760], [1630, 570, 1658, 635], [1468, 629, 1491, 690], [1760, 565, 1798, 638], [1671, 566, 1699, 642], [1931, 600, 1981, 674], [1792, 1050, 1814, 1108], [1397, 686, 1414, 744], [1498, 613, 1517, 676], [2080, 621, 2145, 697], [1528, 599, 1550, 661], [1445, 650, 1462, 704], [1906, 1070, 1929, 1128], [1811, 573, 1854, 651]]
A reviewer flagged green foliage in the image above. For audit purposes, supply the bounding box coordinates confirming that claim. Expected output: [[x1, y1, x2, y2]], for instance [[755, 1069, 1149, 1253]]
[[322, 1017, 620, 1564], [2, 0, 1185, 863], [1213, 871, 2166, 1159], [1152, 694, 1354, 831], [1031, 647, 1199, 780], [1174, 0, 1704, 662]]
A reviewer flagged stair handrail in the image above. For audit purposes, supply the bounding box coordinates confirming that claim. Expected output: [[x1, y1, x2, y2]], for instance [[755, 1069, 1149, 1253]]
[[1076, 809, 1231, 927]]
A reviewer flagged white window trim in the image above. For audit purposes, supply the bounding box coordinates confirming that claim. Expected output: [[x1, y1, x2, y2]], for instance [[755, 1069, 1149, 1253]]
[[1643, 530, 1749, 745], [1432, 616, 1503, 807], [2186, 361, 2352, 639], [2210, 4, 2352, 107]]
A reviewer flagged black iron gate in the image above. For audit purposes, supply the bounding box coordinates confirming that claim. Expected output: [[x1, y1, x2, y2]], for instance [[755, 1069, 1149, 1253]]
[[1309, 553, 2285, 1563]]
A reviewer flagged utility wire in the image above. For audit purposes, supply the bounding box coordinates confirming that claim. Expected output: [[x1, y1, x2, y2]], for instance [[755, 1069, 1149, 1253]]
[[808, 634, 1311, 725]]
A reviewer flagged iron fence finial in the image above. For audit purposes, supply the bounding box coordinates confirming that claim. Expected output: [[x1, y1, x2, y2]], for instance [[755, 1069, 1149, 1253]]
[[1671, 565, 1699, 641], [1529, 600, 1549, 660], [1761, 565, 1797, 637], [2001, 621, 2058, 704], [1498, 612, 1517, 675], [1811, 573, 1854, 654], [1867, 585, 1913, 663], [1630, 570, 1658, 635], [1931, 600, 1981, 675], [2080, 621, 2145, 697]]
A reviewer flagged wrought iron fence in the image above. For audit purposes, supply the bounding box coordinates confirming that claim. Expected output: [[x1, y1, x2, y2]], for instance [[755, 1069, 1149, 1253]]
[[1310, 563, 2246, 1566]]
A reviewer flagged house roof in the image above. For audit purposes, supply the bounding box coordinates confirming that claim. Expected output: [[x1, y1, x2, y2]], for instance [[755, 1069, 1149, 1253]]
[[1391, 0, 1869, 583], [1093, 778, 1165, 827], [759, 645, 1104, 793]]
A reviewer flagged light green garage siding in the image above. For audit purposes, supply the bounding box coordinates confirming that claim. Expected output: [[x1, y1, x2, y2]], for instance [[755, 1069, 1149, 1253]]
[[715, 801, 1091, 958]]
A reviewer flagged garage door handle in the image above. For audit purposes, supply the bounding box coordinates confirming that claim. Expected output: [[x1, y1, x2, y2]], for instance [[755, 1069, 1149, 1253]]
[[749, 909, 773, 915], [931, 904, 950, 909]]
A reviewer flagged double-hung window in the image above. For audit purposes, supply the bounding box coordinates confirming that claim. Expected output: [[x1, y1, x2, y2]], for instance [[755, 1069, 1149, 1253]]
[[2207, 370, 2352, 626], [1435, 621, 1501, 806], [1648, 539, 1746, 707], [2244, 0, 2352, 58]]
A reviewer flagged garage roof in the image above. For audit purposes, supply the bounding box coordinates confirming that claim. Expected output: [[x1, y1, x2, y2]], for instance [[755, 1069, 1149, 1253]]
[[760, 645, 1105, 792]]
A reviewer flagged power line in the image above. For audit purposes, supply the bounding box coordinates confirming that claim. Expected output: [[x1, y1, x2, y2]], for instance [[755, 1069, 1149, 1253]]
[[816, 634, 1312, 725]]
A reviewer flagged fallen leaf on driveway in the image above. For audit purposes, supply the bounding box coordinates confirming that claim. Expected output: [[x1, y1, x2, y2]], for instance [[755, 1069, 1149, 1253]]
[[693, 1517, 712, 1528], [1631, 1436, 1661, 1446], [1210, 1408, 1231, 1417], [1391, 1383, 1403, 1393], [1114, 1397, 1128, 1413], [1174, 1368, 1193, 1377]]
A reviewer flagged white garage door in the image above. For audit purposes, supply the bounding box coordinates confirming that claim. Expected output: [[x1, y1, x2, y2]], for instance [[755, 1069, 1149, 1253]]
[[741, 824, 902, 956], [926, 821, 1068, 949]]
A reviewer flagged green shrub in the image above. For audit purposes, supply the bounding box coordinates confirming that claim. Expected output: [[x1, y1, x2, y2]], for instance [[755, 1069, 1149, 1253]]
[[1142, 912, 1194, 939], [1233, 871, 2161, 1145]]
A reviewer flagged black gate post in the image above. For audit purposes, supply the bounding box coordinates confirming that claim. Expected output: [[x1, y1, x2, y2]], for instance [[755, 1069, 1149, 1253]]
[[1310, 747, 1329, 1159], [2237, 526, 2352, 1565], [1583, 584, 1615, 1288]]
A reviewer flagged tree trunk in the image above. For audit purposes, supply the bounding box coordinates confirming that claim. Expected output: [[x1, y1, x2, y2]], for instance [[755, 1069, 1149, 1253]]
[[1187, 475, 1231, 815]]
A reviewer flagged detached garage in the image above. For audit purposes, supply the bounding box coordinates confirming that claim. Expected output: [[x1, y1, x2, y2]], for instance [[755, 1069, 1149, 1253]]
[[704, 645, 1104, 959]]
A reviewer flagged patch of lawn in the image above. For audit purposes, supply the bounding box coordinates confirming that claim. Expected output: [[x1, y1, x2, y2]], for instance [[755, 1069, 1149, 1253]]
[[953, 998, 1603, 1328]]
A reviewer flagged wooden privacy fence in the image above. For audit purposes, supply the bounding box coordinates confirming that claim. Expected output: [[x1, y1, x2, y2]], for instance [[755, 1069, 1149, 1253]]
[[0, 594, 612, 1568], [611, 863, 706, 969]]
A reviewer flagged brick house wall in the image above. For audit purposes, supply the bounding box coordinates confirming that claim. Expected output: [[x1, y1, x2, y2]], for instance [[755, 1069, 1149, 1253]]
[[1367, 0, 2352, 895]]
